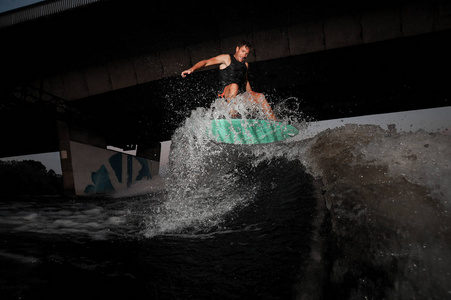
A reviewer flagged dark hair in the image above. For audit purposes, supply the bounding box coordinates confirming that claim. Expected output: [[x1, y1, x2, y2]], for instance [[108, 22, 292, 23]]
[[237, 40, 253, 50]]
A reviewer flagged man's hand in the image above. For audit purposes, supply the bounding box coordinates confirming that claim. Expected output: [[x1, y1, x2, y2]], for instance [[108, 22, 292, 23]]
[[181, 69, 193, 78]]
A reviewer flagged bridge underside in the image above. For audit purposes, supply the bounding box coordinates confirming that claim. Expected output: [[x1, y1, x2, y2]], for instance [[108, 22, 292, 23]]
[[0, 106, 59, 158]]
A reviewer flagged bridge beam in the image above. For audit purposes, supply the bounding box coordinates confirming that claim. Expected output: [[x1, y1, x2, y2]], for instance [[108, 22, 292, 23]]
[[26, 1, 451, 102]]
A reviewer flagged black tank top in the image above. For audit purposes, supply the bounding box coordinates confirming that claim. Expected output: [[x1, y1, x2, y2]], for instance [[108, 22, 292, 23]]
[[218, 54, 247, 93]]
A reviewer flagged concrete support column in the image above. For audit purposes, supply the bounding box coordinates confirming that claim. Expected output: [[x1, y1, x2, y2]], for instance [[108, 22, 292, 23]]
[[56, 120, 75, 195]]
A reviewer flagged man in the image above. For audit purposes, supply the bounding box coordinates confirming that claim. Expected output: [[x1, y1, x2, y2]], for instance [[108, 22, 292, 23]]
[[181, 41, 276, 120]]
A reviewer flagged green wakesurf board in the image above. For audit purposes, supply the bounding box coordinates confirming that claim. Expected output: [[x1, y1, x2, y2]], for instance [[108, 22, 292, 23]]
[[210, 119, 299, 144]]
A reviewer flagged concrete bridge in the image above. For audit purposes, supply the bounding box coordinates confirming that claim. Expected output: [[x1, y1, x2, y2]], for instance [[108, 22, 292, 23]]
[[3, 0, 451, 101], [1, 0, 450, 194]]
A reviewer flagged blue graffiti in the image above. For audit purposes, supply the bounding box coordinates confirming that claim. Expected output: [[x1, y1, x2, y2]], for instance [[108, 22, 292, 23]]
[[135, 156, 151, 181], [84, 165, 115, 194], [127, 156, 133, 188], [108, 153, 123, 183], [85, 153, 152, 194]]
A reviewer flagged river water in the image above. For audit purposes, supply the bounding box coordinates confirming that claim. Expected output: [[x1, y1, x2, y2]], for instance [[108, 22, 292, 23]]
[[1, 99, 450, 299]]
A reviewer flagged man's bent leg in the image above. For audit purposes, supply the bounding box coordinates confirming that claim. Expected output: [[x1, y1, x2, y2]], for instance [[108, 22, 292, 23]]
[[248, 91, 277, 121], [223, 84, 239, 98]]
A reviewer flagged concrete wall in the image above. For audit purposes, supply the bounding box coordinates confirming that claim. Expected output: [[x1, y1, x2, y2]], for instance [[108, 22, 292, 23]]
[[69, 141, 159, 195], [33, 1, 451, 102]]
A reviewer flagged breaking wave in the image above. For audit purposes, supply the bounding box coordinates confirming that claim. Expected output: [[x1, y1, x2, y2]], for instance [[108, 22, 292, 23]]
[[143, 97, 451, 298]]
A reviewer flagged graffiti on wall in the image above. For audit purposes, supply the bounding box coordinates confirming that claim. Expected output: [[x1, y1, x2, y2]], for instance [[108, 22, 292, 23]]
[[84, 153, 151, 194]]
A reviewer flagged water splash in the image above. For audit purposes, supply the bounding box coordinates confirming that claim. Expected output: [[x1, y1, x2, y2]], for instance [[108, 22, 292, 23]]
[[1, 94, 450, 298], [142, 95, 306, 237]]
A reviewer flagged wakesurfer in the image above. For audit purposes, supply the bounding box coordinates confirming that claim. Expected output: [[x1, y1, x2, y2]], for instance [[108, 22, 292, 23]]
[[181, 41, 276, 121]]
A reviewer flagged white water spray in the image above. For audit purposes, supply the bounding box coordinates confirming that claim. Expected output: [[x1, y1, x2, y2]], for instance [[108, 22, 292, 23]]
[[142, 95, 306, 237]]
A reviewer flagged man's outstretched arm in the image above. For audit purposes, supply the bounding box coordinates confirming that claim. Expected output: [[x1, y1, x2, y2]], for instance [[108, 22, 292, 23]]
[[181, 54, 229, 77]]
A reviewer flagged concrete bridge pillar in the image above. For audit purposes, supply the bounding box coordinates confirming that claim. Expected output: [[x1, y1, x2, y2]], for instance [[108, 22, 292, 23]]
[[56, 120, 75, 194]]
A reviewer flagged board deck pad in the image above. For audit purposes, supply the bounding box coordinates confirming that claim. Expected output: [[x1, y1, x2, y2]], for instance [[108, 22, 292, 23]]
[[210, 119, 299, 144]]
